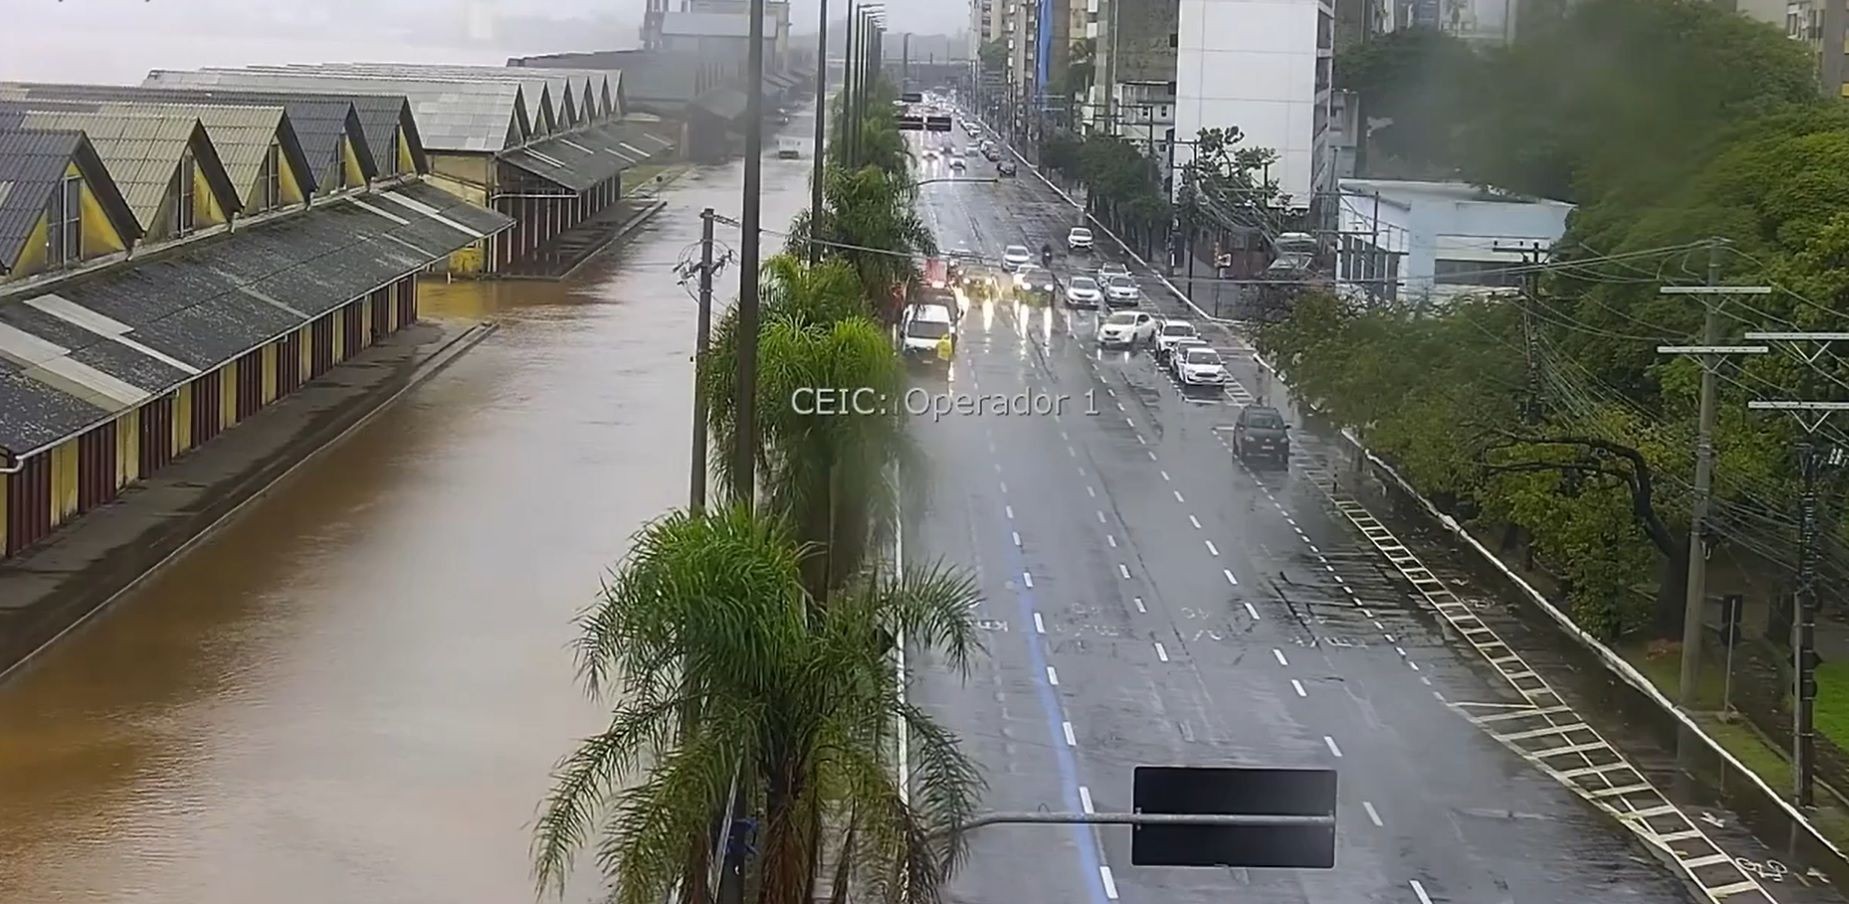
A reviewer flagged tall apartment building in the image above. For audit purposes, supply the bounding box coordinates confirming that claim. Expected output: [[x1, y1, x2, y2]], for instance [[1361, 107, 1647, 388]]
[[1172, 0, 1335, 209], [1784, 0, 1849, 96], [1087, 0, 1179, 177]]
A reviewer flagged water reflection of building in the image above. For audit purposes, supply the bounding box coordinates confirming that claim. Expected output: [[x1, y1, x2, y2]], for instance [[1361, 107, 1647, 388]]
[[0, 90, 510, 558]]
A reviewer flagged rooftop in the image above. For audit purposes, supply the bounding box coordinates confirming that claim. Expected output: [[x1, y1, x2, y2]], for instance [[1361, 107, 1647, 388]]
[[661, 11, 781, 37], [1339, 178, 1575, 209]]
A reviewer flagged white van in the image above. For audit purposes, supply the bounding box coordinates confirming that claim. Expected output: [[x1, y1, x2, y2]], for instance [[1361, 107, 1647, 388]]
[[899, 303, 956, 362], [777, 136, 803, 159]]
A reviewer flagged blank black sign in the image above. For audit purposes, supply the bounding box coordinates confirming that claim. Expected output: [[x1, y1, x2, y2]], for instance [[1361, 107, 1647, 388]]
[[1131, 766, 1337, 869]]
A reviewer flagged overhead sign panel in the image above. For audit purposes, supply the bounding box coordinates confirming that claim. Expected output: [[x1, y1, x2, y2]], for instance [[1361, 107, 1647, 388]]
[[898, 115, 925, 131], [925, 115, 953, 132], [1131, 766, 1337, 869]]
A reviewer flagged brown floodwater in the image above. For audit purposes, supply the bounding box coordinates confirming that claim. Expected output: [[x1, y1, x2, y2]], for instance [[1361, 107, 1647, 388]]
[[0, 156, 812, 904]]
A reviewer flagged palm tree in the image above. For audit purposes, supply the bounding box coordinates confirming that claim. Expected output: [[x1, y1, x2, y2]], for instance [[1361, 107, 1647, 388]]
[[700, 254, 915, 594], [531, 506, 985, 904], [788, 166, 936, 322]]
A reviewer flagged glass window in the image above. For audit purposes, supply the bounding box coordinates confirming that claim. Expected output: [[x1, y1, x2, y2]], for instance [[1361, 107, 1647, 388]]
[[46, 174, 82, 266], [174, 150, 197, 235], [1434, 258, 1522, 287], [261, 142, 282, 211]]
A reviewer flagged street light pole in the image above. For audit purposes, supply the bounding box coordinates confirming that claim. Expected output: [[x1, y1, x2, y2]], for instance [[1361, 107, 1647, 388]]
[[809, 0, 829, 264]]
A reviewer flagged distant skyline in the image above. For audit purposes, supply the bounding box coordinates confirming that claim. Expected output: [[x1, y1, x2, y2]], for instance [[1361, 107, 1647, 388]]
[[1, 0, 966, 84]]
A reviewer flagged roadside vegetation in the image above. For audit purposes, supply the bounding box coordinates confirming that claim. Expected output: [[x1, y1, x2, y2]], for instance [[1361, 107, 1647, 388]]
[[1255, 0, 1849, 827], [533, 79, 982, 903]]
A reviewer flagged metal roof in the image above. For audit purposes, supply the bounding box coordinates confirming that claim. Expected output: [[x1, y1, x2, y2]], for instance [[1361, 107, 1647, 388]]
[[2, 101, 315, 206], [0, 126, 82, 274], [661, 11, 780, 37], [499, 122, 678, 192], [691, 87, 750, 122], [0, 82, 363, 194], [502, 58, 627, 118], [146, 69, 528, 153], [266, 63, 567, 135], [0, 180, 514, 457], [305, 63, 620, 124], [6, 108, 242, 231], [0, 122, 142, 275]]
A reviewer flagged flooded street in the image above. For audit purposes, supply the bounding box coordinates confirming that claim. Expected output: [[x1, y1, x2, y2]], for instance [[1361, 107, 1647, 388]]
[[0, 153, 812, 904]]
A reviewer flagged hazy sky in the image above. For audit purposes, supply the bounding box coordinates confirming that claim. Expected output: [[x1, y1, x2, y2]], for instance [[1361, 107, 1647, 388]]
[[0, 0, 966, 84]]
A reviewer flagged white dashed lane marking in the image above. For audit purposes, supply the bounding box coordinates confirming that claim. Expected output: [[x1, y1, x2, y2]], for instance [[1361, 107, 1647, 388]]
[[1118, 564, 1131, 580], [1324, 736, 1344, 758], [1079, 785, 1095, 814], [1062, 721, 1078, 747], [1363, 801, 1384, 827], [1154, 642, 1169, 662], [1099, 866, 1119, 901], [1244, 602, 1260, 620], [1046, 666, 1059, 686], [1189, 514, 1202, 529], [1033, 612, 1046, 634], [1410, 880, 1434, 904], [1291, 679, 1307, 697], [1022, 571, 1034, 589], [1273, 649, 1289, 667], [1223, 569, 1239, 586], [1204, 540, 1219, 557], [1133, 597, 1146, 613]]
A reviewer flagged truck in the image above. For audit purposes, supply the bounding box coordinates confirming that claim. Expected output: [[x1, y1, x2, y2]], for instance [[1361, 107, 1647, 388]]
[[776, 136, 803, 159]]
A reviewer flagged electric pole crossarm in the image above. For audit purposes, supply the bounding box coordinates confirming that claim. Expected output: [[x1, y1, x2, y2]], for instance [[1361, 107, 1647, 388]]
[[1745, 331, 1849, 365], [1656, 346, 1770, 356]]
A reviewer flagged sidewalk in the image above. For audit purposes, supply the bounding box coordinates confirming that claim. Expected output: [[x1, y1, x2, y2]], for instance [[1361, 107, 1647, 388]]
[[0, 317, 491, 681]]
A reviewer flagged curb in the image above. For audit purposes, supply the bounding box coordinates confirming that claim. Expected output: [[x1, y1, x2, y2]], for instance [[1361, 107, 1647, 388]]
[[0, 320, 497, 685]]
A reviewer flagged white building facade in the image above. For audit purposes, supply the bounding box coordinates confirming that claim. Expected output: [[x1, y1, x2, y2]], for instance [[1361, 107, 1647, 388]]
[[1173, 0, 1334, 209], [1334, 178, 1575, 304]]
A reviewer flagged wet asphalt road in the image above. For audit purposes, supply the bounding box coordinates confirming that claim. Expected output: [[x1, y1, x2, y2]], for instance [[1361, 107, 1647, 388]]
[[900, 132, 1708, 904]]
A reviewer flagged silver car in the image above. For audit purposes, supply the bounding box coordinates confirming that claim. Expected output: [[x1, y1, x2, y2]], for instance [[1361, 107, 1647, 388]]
[[1104, 274, 1140, 306], [1065, 275, 1104, 306], [1002, 244, 1033, 272]]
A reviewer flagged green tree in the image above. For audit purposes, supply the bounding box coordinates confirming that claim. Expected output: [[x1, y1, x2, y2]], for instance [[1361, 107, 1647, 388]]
[[978, 39, 1008, 74], [1332, 27, 1480, 177], [788, 166, 937, 320], [530, 506, 985, 904]]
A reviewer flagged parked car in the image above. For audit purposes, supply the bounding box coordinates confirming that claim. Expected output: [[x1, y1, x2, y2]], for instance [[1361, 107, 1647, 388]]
[[997, 159, 1017, 177], [1104, 274, 1139, 306], [1098, 310, 1158, 348], [1177, 346, 1229, 386], [1067, 227, 1094, 252], [1231, 405, 1290, 466], [1064, 275, 1104, 307], [1001, 243, 1033, 272]]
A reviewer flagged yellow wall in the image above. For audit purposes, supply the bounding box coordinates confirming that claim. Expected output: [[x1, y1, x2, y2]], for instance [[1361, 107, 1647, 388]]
[[428, 153, 490, 204], [49, 440, 77, 526], [194, 151, 228, 228], [447, 242, 485, 275], [332, 311, 347, 362], [262, 344, 279, 403], [219, 366, 236, 428], [174, 383, 194, 454], [342, 136, 366, 188], [360, 298, 373, 349], [11, 213, 49, 276], [280, 145, 305, 206], [116, 408, 140, 488], [0, 470, 8, 554], [79, 176, 126, 258], [396, 126, 416, 175], [298, 325, 311, 380]]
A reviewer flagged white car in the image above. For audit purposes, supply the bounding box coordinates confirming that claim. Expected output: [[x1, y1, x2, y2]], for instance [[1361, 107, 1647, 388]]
[[899, 303, 956, 362], [1001, 244, 1033, 272], [1098, 310, 1158, 348], [1097, 260, 1130, 281], [1154, 320, 1199, 363], [949, 156, 967, 171], [1104, 274, 1140, 306], [1166, 337, 1209, 375], [1064, 275, 1104, 306], [1177, 346, 1229, 386], [1067, 227, 1094, 252], [1013, 264, 1056, 295]]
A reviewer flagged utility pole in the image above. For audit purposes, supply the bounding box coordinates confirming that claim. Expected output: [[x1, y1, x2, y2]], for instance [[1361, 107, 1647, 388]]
[[691, 208, 716, 511], [810, 0, 829, 264], [1746, 332, 1849, 809], [1657, 243, 1771, 714], [845, 0, 859, 167], [1494, 240, 1544, 422]]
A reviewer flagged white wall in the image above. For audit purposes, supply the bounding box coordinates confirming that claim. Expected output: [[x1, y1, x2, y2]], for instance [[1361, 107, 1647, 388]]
[[1336, 183, 1574, 300], [1173, 0, 1322, 206]]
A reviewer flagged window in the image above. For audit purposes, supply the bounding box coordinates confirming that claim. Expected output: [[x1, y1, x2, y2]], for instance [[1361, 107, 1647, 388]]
[[45, 173, 82, 267], [1434, 258, 1523, 288], [1169, 32, 1178, 47], [260, 141, 282, 211], [174, 150, 197, 235]]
